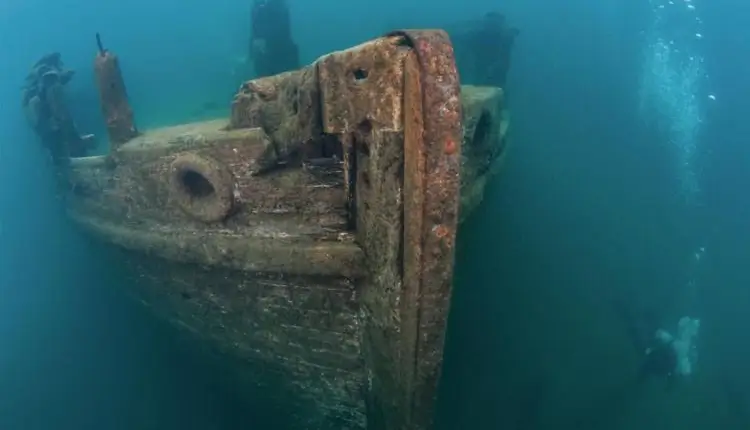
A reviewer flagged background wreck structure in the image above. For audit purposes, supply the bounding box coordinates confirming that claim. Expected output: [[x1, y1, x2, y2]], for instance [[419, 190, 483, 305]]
[[22, 53, 94, 164], [250, 0, 300, 77], [41, 18, 517, 430], [450, 12, 520, 88]]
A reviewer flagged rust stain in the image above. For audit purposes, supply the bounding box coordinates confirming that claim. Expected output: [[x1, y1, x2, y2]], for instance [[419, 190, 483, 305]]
[[444, 138, 457, 155], [386, 29, 463, 430], [432, 224, 450, 238]]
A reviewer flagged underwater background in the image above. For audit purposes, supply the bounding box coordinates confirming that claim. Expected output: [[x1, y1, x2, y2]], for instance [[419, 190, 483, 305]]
[[0, 0, 748, 429]]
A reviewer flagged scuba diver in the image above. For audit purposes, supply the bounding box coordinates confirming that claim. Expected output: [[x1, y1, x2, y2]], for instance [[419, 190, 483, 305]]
[[614, 300, 691, 384], [639, 329, 679, 382], [569, 304, 699, 427]]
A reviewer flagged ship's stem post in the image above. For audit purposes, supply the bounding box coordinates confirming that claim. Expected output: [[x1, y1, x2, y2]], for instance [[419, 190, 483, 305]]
[[93, 33, 138, 150]]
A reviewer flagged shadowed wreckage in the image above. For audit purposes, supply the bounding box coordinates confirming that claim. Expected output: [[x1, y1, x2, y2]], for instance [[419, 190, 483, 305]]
[[23, 5, 518, 429]]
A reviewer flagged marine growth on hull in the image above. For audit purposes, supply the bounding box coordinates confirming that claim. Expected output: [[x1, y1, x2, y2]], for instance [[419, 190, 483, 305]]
[[21, 3, 518, 429]]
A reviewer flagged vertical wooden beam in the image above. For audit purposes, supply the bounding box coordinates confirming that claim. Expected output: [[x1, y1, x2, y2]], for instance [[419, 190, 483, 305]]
[[93, 33, 138, 150], [391, 29, 463, 429], [400, 48, 425, 429]]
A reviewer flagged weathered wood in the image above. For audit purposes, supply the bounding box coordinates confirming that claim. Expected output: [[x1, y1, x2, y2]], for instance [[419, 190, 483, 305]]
[[459, 85, 509, 222], [397, 30, 463, 429], [108, 244, 368, 429], [93, 34, 138, 148], [316, 36, 413, 430], [66, 30, 512, 430]]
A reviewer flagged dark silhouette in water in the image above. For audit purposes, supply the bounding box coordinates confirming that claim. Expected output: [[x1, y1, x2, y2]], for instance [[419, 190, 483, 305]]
[[95, 32, 106, 55], [21, 52, 95, 163], [451, 12, 520, 88], [568, 300, 680, 428], [475, 12, 520, 87], [611, 298, 677, 381], [249, 0, 299, 77], [638, 335, 678, 382]]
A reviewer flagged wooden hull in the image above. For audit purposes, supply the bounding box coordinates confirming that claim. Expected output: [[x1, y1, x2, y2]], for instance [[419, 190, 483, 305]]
[[66, 31, 510, 429]]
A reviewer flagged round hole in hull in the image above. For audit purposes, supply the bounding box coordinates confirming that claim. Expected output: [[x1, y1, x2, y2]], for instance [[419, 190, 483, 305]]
[[180, 169, 215, 199], [170, 154, 235, 223]]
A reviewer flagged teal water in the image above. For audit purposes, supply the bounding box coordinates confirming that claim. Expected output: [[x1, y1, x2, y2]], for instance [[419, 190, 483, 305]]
[[1, 0, 749, 429]]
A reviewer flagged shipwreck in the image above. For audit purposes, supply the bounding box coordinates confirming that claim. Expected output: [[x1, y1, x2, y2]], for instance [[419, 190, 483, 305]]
[[31, 17, 515, 430]]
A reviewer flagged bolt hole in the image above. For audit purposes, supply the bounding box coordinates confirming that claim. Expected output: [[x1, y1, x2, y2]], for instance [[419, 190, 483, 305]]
[[358, 119, 372, 134], [180, 169, 215, 198], [353, 68, 368, 81]]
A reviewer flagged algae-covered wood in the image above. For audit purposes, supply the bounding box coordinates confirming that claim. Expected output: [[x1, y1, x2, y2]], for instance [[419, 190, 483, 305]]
[[460, 85, 510, 222], [66, 30, 511, 430]]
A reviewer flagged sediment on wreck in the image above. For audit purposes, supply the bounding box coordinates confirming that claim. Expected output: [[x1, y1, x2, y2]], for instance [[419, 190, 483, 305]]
[[229, 30, 469, 429], [64, 27, 512, 430], [68, 117, 366, 428]]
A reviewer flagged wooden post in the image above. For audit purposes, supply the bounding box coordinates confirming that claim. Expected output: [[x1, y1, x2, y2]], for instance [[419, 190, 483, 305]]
[[93, 33, 138, 149], [250, 0, 299, 77]]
